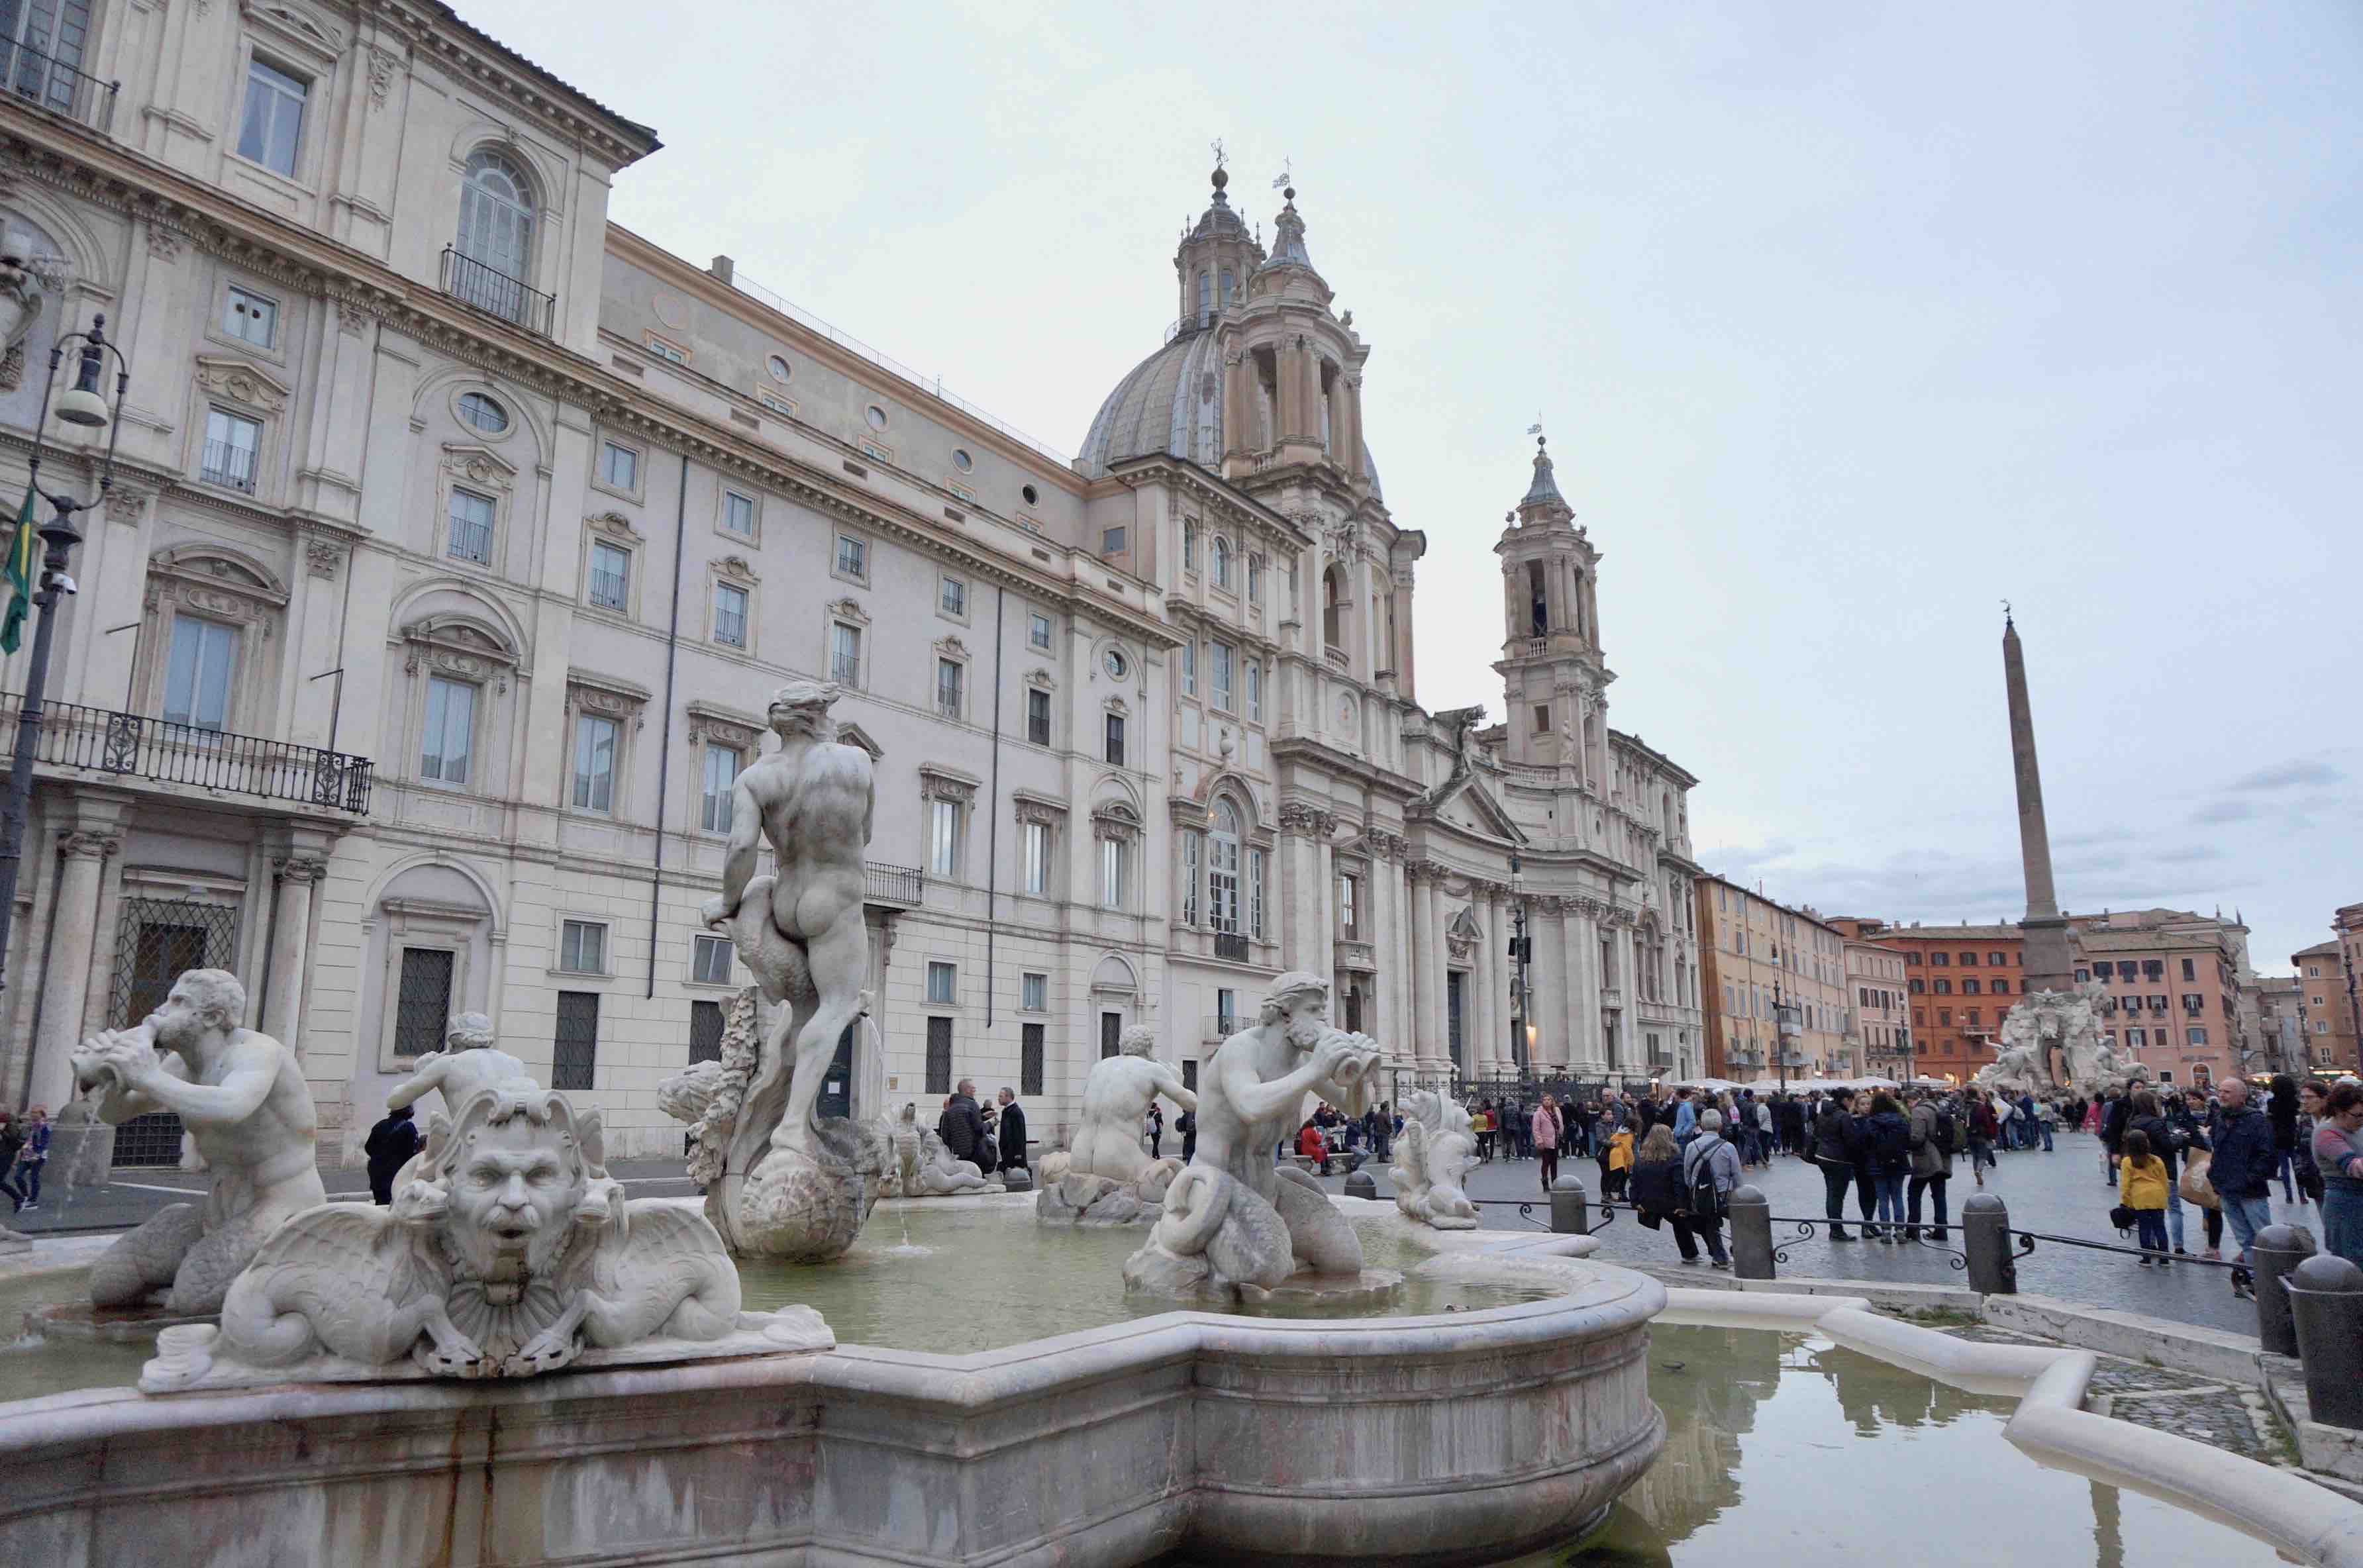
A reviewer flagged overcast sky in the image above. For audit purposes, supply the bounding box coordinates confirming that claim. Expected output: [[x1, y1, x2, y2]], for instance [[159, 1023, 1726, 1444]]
[[476, 1, 2361, 973]]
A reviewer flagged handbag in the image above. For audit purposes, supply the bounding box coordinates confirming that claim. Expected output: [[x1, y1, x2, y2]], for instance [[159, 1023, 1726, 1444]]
[[2179, 1152, 2221, 1211], [2107, 1204, 2136, 1232]]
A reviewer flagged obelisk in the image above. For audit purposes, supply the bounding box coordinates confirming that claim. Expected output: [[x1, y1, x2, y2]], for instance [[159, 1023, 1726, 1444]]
[[2003, 611, 2074, 997]]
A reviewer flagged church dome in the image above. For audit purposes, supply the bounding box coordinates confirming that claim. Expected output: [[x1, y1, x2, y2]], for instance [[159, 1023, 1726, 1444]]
[[1077, 324, 1227, 478]]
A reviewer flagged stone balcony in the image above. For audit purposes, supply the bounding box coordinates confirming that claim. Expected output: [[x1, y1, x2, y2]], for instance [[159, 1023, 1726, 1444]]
[[0, 692, 374, 818]]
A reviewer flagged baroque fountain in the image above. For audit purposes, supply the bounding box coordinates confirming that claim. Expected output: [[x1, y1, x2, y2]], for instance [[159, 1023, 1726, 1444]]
[[0, 683, 2347, 1566]]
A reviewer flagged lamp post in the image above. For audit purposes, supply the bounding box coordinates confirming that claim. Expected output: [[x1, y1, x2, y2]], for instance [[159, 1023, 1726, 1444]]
[[1774, 981, 1801, 1093], [0, 311, 128, 998], [1508, 852, 1532, 1075]]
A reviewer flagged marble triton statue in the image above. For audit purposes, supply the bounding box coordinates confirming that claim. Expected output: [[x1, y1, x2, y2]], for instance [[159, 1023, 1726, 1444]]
[[383, 1011, 536, 1118], [1037, 1024, 1196, 1225]]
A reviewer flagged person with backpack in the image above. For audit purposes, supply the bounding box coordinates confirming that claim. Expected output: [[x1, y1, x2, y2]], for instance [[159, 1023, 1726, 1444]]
[[2117, 1128, 2172, 1266], [1905, 1088, 1957, 1242], [1681, 1109, 1742, 1269], [1863, 1092, 1911, 1242]]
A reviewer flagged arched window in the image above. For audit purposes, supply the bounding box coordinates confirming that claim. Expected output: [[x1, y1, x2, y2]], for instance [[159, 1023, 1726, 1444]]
[[1323, 564, 1345, 650], [1183, 519, 1198, 573], [1219, 269, 1235, 306], [1195, 269, 1211, 317], [1209, 800, 1241, 934], [1211, 536, 1231, 591], [456, 150, 536, 322]]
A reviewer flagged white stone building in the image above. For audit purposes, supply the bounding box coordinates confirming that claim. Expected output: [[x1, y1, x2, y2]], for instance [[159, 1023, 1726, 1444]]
[[0, 1, 1701, 1166]]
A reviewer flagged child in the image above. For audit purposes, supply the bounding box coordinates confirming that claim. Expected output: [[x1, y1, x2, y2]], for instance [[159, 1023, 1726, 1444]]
[[2119, 1128, 2171, 1267], [1605, 1117, 1636, 1202]]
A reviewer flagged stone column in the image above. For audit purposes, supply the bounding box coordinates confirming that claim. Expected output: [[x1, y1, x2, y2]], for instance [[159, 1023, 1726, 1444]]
[[1276, 340, 1303, 439], [1408, 864, 1438, 1066], [29, 828, 120, 1112], [1223, 348, 1252, 459], [1565, 904, 1596, 1073], [1368, 840, 1399, 1044], [1534, 900, 1568, 1068], [261, 853, 329, 1052], [1472, 891, 1501, 1069], [1301, 350, 1323, 448]]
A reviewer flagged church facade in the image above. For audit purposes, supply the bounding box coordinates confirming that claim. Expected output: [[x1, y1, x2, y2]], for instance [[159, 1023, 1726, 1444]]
[[0, 1, 1701, 1163]]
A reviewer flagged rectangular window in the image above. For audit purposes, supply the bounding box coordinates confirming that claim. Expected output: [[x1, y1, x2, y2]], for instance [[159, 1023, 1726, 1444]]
[[713, 581, 749, 648], [700, 744, 741, 833], [1249, 847, 1265, 941], [553, 991, 599, 1091], [1338, 873, 1360, 939], [1183, 521, 1198, 571], [223, 286, 277, 348], [201, 407, 262, 493], [1029, 611, 1053, 650], [830, 622, 862, 685], [1246, 660, 1262, 722], [2186, 1026, 2207, 1047], [940, 575, 967, 617], [927, 961, 957, 1005], [1026, 688, 1052, 747], [236, 58, 307, 177], [2181, 957, 2197, 981], [929, 797, 960, 877], [447, 487, 496, 564], [692, 933, 734, 985], [572, 713, 619, 812], [1021, 972, 1047, 1012], [1101, 526, 1127, 556], [1101, 836, 1129, 908], [1248, 554, 1263, 602], [1533, 703, 1551, 737], [1181, 640, 1197, 698], [835, 534, 867, 579], [926, 1016, 953, 1095], [1101, 1012, 1123, 1059], [1181, 832, 1200, 926], [1217, 987, 1237, 1032], [689, 999, 726, 1063], [420, 676, 476, 785], [1023, 820, 1051, 895], [587, 540, 630, 609], [1211, 641, 1234, 712], [393, 948, 454, 1059], [2127, 1027, 2148, 1049], [644, 334, 688, 365], [598, 441, 638, 490], [560, 919, 607, 975], [163, 613, 237, 731], [1105, 712, 1126, 765], [756, 388, 795, 418], [936, 658, 964, 720], [723, 491, 756, 537], [1021, 1023, 1045, 1097]]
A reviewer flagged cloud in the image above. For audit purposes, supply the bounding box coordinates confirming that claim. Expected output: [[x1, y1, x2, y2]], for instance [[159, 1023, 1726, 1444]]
[[2190, 799, 2258, 826], [2225, 760, 2344, 793], [2150, 844, 2224, 865]]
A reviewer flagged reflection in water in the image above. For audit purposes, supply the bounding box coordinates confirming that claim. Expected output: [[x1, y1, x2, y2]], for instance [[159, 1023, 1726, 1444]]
[[2092, 1478, 2124, 1568]]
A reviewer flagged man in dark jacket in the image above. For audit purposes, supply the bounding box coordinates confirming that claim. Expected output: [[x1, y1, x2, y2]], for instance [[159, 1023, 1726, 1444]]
[[995, 1088, 1029, 1173], [940, 1080, 991, 1171], [2100, 1088, 2135, 1183], [1813, 1092, 1861, 1241], [2211, 1079, 2278, 1291], [363, 1103, 421, 1204]]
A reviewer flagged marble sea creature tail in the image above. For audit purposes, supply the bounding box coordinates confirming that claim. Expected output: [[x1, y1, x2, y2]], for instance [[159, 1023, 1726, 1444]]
[[1124, 1165, 1292, 1298]]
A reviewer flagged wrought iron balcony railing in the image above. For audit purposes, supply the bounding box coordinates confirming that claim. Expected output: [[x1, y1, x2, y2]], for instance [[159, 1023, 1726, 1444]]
[[0, 694, 372, 813], [438, 246, 555, 336], [1213, 931, 1250, 963], [2, 40, 117, 134], [863, 861, 923, 907], [199, 439, 258, 494], [1203, 1014, 1244, 1041]]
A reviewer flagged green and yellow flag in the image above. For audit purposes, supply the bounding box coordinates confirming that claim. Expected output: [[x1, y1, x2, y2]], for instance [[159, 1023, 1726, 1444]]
[[1, 486, 34, 655]]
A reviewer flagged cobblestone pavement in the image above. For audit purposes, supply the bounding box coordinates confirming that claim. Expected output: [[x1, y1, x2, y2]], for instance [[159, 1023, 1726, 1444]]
[[1346, 1128, 2322, 1337]]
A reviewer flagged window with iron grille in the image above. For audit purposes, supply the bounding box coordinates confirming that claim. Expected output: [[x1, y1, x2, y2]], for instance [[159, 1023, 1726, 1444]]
[[447, 486, 495, 564], [1104, 712, 1125, 765], [107, 897, 239, 1167], [554, 991, 599, 1090], [830, 621, 862, 685], [701, 744, 740, 834], [713, 581, 748, 648], [689, 999, 726, 1063], [1021, 1023, 1044, 1097], [1101, 1012, 1121, 1058], [1026, 687, 1051, 746], [588, 540, 630, 609], [395, 947, 456, 1058], [925, 1016, 952, 1095], [936, 658, 964, 720]]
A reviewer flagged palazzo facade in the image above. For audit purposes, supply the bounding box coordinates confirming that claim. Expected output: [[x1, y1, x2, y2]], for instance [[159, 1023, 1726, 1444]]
[[0, 0, 1701, 1164]]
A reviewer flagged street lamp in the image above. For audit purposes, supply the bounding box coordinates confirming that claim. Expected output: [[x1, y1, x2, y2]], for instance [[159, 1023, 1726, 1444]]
[[1774, 981, 1802, 1093], [0, 311, 129, 998], [1507, 852, 1533, 1074]]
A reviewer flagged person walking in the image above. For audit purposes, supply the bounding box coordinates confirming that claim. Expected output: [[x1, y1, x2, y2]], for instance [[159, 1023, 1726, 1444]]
[[1965, 1090, 1999, 1187], [997, 1087, 1029, 1175], [2210, 1079, 2279, 1298], [1670, 1088, 1697, 1142], [2101, 1087, 2135, 1187], [1864, 1093, 1911, 1243], [14, 1106, 48, 1211], [1905, 1089, 1956, 1242], [2037, 1096, 2058, 1152], [1754, 1095, 1774, 1167], [363, 1102, 421, 1205], [2178, 1086, 2225, 1259], [1472, 1103, 1495, 1163], [1180, 1107, 1198, 1164], [0, 1111, 24, 1213], [1680, 1110, 1741, 1269], [1605, 1116, 1636, 1202], [2268, 1075, 2303, 1206], [1144, 1102, 1164, 1161], [2309, 1081, 2363, 1266], [1534, 1095, 1564, 1193], [1812, 1090, 1859, 1241], [2125, 1089, 2193, 1256], [1630, 1124, 1705, 1265], [2117, 1128, 2172, 1267]]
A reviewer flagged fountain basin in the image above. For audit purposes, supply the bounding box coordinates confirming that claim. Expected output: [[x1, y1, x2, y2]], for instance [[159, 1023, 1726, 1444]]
[[0, 1242, 1662, 1567]]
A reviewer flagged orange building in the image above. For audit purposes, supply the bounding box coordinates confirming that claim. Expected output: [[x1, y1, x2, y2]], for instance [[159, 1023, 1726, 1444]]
[[1828, 920, 2024, 1083]]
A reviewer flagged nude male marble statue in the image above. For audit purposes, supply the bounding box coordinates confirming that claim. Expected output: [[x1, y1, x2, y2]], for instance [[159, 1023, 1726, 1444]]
[[1038, 1024, 1198, 1225], [384, 1012, 536, 1118], [72, 969, 328, 1314]]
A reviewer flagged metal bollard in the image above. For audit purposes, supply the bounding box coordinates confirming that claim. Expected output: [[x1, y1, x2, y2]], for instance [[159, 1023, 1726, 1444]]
[[2285, 1254, 2363, 1431], [1727, 1185, 1773, 1279], [1000, 1167, 1033, 1193], [2251, 1224, 2318, 1357], [1550, 1175, 1589, 1236], [1344, 1169, 1379, 1201], [1962, 1193, 2016, 1295]]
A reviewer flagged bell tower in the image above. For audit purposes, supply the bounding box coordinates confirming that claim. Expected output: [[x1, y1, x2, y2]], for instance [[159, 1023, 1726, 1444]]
[[1493, 437, 1609, 779], [1174, 162, 1260, 330]]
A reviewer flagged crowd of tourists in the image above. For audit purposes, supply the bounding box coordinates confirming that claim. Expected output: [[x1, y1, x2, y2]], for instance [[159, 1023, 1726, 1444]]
[[0, 1104, 50, 1213]]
